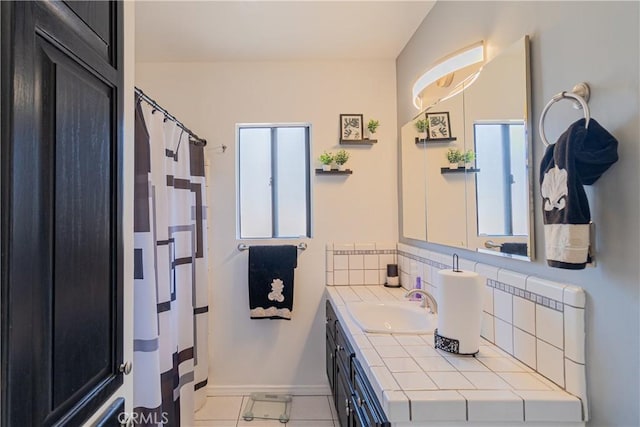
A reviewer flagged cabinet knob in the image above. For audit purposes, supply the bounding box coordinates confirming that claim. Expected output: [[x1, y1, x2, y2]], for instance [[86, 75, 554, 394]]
[[336, 345, 342, 352], [357, 397, 365, 407], [119, 361, 132, 375]]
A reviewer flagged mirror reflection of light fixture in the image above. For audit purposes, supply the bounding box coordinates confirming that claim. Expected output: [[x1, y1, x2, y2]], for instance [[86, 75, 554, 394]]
[[412, 41, 485, 110]]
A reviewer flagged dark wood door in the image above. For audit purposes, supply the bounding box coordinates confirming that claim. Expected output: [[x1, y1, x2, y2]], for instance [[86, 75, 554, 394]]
[[1, 1, 124, 426]]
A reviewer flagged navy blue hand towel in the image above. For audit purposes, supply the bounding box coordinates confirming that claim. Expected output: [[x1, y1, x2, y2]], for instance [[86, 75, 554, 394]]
[[500, 243, 528, 257], [540, 118, 618, 269], [248, 245, 298, 319]]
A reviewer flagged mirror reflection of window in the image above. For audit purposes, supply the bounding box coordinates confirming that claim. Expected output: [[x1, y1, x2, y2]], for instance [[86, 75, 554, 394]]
[[474, 122, 527, 236]]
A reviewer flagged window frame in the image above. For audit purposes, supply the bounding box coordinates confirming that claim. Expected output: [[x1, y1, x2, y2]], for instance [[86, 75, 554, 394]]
[[236, 123, 312, 240]]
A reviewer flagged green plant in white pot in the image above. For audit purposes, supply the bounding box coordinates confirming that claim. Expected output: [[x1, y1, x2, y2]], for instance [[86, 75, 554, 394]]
[[367, 119, 380, 139], [463, 149, 476, 169], [415, 118, 429, 140], [446, 148, 462, 169], [319, 151, 334, 171], [334, 149, 350, 171]]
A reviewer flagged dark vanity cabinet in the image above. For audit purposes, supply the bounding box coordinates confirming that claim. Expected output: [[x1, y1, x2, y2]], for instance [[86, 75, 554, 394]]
[[326, 300, 390, 427]]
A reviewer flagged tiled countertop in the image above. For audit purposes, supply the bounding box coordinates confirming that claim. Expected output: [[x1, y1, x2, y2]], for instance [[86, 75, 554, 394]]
[[326, 285, 585, 426]]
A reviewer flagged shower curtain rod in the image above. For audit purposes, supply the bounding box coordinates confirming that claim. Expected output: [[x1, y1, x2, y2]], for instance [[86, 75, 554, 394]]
[[135, 87, 208, 147]]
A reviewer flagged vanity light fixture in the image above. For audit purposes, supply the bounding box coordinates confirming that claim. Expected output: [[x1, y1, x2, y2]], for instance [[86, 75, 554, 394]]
[[412, 41, 485, 110]]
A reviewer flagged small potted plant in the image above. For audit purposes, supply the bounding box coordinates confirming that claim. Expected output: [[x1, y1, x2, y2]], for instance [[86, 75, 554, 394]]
[[446, 148, 462, 169], [319, 151, 334, 171], [366, 119, 380, 139], [334, 149, 350, 171], [415, 119, 429, 141], [463, 149, 476, 169]]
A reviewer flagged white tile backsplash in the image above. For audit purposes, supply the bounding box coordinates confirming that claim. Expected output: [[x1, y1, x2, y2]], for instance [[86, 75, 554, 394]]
[[379, 254, 396, 269], [565, 358, 588, 420], [326, 272, 334, 286], [364, 270, 380, 286], [376, 242, 396, 251], [513, 297, 536, 334], [494, 289, 513, 322], [481, 312, 495, 342], [334, 243, 354, 251], [348, 269, 364, 285], [363, 254, 379, 269], [334, 270, 349, 286], [334, 255, 348, 270], [537, 339, 565, 388], [349, 254, 364, 269], [497, 269, 528, 290], [564, 305, 585, 363], [513, 327, 537, 370], [475, 263, 500, 280], [494, 318, 514, 354], [483, 285, 494, 314], [326, 252, 334, 271], [563, 285, 586, 308], [536, 305, 564, 349], [526, 276, 566, 302], [354, 242, 375, 251]]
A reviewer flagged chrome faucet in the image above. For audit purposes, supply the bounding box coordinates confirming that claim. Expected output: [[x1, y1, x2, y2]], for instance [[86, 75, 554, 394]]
[[405, 289, 438, 314]]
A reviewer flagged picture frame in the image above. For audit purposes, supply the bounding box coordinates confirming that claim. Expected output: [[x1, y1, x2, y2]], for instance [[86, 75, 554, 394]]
[[426, 111, 452, 139], [340, 114, 364, 141]]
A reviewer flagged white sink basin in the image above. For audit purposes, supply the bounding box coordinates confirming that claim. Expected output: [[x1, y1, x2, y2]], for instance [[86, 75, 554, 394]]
[[346, 301, 437, 334]]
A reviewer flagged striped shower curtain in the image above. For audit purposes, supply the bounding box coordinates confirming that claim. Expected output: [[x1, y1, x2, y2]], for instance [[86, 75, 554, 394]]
[[133, 99, 209, 426]]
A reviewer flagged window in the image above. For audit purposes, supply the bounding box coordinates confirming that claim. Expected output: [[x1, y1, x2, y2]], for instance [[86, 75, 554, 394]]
[[474, 122, 527, 236], [237, 124, 311, 239]]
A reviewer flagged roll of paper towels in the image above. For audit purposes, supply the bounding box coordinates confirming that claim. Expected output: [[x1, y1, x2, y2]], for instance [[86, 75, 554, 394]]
[[436, 269, 485, 355]]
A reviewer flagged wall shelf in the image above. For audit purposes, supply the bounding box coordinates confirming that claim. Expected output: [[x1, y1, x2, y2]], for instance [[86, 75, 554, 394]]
[[441, 167, 480, 174], [339, 139, 377, 145], [415, 137, 457, 144], [315, 169, 353, 175]]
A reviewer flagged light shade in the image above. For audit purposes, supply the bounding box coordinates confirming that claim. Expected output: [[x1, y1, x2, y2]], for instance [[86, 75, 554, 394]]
[[412, 41, 485, 110]]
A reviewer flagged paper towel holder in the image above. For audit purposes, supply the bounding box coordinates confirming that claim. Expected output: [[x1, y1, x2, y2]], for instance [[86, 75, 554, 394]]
[[452, 254, 462, 272]]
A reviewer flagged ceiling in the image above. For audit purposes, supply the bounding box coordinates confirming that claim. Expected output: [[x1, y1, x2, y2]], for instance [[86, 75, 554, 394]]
[[135, 1, 436, 62]]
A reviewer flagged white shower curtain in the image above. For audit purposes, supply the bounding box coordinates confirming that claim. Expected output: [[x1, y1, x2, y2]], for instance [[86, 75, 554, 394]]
[[133, 99, 209, 426]]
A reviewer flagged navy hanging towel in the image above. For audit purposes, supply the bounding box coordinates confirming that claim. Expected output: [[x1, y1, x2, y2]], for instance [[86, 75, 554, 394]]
[[540, 118, 618, 269], [248, 245, 298, 319]]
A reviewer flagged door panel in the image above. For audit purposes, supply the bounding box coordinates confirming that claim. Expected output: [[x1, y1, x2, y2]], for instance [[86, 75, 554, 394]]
[[1, 2, 124, 426], [47, 38, 114, 410]]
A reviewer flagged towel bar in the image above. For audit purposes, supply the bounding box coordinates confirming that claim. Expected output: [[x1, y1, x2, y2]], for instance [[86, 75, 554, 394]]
[[539, 82, 591, 147], [238, 242, 307, 251]]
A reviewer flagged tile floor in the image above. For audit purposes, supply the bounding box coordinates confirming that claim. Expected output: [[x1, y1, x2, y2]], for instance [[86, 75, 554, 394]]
[[194, 395, 338, 427]]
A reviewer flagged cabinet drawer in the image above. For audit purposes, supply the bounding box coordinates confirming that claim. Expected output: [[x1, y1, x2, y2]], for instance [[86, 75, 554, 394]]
[[353, 358, 390, 427]]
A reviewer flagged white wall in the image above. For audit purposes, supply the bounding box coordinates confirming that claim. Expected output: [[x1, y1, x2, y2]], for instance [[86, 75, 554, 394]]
[[136, 60, 398, 393], [397, 2, 639, 426]]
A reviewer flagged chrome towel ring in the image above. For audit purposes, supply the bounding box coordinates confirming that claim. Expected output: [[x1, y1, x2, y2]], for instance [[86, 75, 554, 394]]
[[539, 82, 591, 147]]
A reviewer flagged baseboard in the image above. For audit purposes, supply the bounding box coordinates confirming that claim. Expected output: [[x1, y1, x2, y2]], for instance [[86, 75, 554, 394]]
[[206, 384, 331, 396]]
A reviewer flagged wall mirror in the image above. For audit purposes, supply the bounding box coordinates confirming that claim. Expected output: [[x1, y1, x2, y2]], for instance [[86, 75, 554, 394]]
[[401, 35, 534, 260]]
